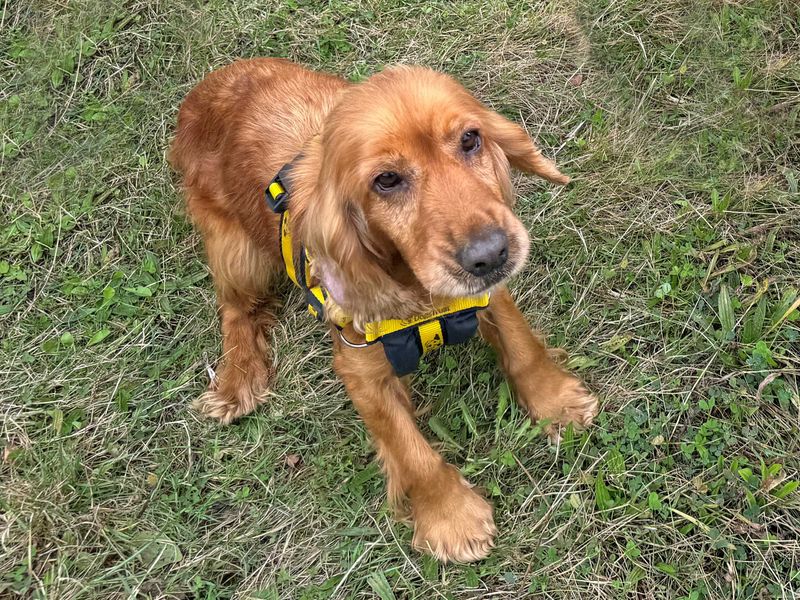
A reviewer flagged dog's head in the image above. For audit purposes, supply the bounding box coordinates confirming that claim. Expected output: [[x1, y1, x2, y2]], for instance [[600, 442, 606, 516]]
[[304, 66, 569, 301]]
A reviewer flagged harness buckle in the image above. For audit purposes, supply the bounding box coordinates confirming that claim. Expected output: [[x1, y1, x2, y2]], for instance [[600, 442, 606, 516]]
[[266, 161, 297, 213], [266, 174, 289, 213]]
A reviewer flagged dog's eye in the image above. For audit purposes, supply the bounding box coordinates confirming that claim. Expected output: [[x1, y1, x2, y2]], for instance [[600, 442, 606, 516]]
[[374, 171, 402, 192], [461, 130, 481, 154]]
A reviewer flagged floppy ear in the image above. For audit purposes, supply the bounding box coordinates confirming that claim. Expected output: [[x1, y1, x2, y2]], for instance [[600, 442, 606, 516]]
[[291, 137, 390, 297], [312, 191, 388, 278], [484, 111, 570, 185]]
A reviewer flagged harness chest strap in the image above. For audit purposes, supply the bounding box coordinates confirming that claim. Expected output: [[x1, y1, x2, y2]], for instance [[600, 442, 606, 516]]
[[362, 295, 492, 342], [265, 165, 490, 375]]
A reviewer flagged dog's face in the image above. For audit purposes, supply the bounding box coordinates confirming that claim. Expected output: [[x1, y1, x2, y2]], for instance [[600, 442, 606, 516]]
[[315, 67, 569, 299]]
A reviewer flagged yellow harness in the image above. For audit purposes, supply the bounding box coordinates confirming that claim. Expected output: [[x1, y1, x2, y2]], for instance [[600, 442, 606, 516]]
[[267, 167, 489, 375]]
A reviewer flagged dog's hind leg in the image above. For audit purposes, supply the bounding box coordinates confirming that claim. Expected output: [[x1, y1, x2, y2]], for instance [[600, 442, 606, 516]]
[[192, 209, 278, 423]]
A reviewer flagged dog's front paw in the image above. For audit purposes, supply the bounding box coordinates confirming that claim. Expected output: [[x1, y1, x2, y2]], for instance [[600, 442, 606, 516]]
[[545, 378, 598, 438], [410, 465, 496, 563], [192, 368, 270, 424], [522, 373, 598, 440]]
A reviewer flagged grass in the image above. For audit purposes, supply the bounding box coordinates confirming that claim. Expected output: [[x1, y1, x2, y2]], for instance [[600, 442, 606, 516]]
[[1, 0, 799, 597]]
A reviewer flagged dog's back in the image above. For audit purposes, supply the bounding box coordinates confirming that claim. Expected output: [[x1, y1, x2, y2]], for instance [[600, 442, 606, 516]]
[[169, 58, 346, 232]]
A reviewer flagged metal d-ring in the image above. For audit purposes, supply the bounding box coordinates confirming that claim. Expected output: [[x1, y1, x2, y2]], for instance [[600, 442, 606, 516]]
[[337, 328, 369, 349]]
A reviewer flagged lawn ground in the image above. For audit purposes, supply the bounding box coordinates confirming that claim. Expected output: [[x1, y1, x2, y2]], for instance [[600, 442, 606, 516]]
[[1, 0, 799, 598]]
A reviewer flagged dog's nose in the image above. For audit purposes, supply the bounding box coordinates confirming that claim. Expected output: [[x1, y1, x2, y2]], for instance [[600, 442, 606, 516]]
[[457, 228, 509, 277]]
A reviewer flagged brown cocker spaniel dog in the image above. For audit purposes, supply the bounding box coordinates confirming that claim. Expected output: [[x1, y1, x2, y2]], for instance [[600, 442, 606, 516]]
[[170, 58, 598, 563]]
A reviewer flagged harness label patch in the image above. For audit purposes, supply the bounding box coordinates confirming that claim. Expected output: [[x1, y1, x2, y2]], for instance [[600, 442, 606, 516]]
[[418, 320, 444, 354]]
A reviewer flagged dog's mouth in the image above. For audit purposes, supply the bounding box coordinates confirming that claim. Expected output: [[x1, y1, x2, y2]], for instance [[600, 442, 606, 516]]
[[458, 265, 514, 293], [450, 226, 529, 296], [407, 221, 530, 299], [447, 253, 521, 295], [419, 247, 525, 299]]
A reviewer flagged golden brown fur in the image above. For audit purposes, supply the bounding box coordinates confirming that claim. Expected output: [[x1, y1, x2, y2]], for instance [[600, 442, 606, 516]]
[[170, 58, 598, 562]]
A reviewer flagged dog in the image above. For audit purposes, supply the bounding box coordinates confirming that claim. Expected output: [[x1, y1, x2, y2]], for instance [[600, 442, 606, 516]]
[[170, 58, 598, 562]]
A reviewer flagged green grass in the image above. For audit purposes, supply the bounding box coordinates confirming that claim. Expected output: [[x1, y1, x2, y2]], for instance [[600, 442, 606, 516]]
[[2, 0, 799, 598]]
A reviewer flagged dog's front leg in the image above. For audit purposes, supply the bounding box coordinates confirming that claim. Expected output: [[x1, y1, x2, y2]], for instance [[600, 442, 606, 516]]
[[479, 286, 599, 438], [332, 327, 496, 563]]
